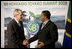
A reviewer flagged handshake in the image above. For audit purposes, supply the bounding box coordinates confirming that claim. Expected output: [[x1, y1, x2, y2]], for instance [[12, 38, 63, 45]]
[[23, 39, 29, 46], [23, 39, 45, 48]]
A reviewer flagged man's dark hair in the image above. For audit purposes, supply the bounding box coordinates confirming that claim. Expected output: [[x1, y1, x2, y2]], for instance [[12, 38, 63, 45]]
[[42, 10, 51, 19]]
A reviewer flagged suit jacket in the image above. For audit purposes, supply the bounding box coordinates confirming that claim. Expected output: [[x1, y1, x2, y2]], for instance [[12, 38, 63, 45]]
[[29, 20, 58, 48], [7, 19, 26, 48]]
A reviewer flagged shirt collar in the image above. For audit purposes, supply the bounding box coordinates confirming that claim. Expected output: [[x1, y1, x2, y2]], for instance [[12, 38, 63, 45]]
[[14, 17, 19, 24], [43, 19, 49, 25]]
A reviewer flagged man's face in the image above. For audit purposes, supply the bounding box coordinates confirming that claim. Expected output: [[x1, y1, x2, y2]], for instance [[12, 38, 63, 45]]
[[17, 11, 23, 21], [41, 13, 45, 22]]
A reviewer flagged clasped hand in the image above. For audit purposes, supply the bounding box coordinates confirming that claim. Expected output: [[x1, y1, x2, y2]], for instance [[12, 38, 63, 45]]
[[23, 40, 44, 48], [23, 39, 29, 46]]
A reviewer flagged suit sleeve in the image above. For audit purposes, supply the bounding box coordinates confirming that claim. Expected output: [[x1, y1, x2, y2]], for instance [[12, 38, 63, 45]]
[[44, 25, 58, 46], [29, 33, 38, 44], [28, 23, 42, 44], [7, 23, 24, 46]]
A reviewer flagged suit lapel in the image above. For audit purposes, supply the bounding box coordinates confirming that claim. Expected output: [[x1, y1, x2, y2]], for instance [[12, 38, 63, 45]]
[[13, 19, 23, 31], [19, 21, 24, 30]]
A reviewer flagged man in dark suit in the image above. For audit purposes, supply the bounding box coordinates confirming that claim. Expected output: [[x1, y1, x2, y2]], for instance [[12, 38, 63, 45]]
[[23, 10, 58, 48], [7, 9, 26, 48]]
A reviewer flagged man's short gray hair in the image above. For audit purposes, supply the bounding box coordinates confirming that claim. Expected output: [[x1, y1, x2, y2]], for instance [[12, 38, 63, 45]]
[[13, 9, 22, 17]]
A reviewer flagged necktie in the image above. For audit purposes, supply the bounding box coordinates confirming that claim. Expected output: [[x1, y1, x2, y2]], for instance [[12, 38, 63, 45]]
[[41, 23, 45, 30], [18, 21, 21, 27]]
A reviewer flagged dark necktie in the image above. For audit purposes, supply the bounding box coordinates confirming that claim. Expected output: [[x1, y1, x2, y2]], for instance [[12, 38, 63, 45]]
[[18, 22, 21, 27]]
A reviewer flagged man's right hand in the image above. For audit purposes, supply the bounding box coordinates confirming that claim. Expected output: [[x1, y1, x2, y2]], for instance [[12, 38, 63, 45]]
[[23, 39, 29, 46]]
